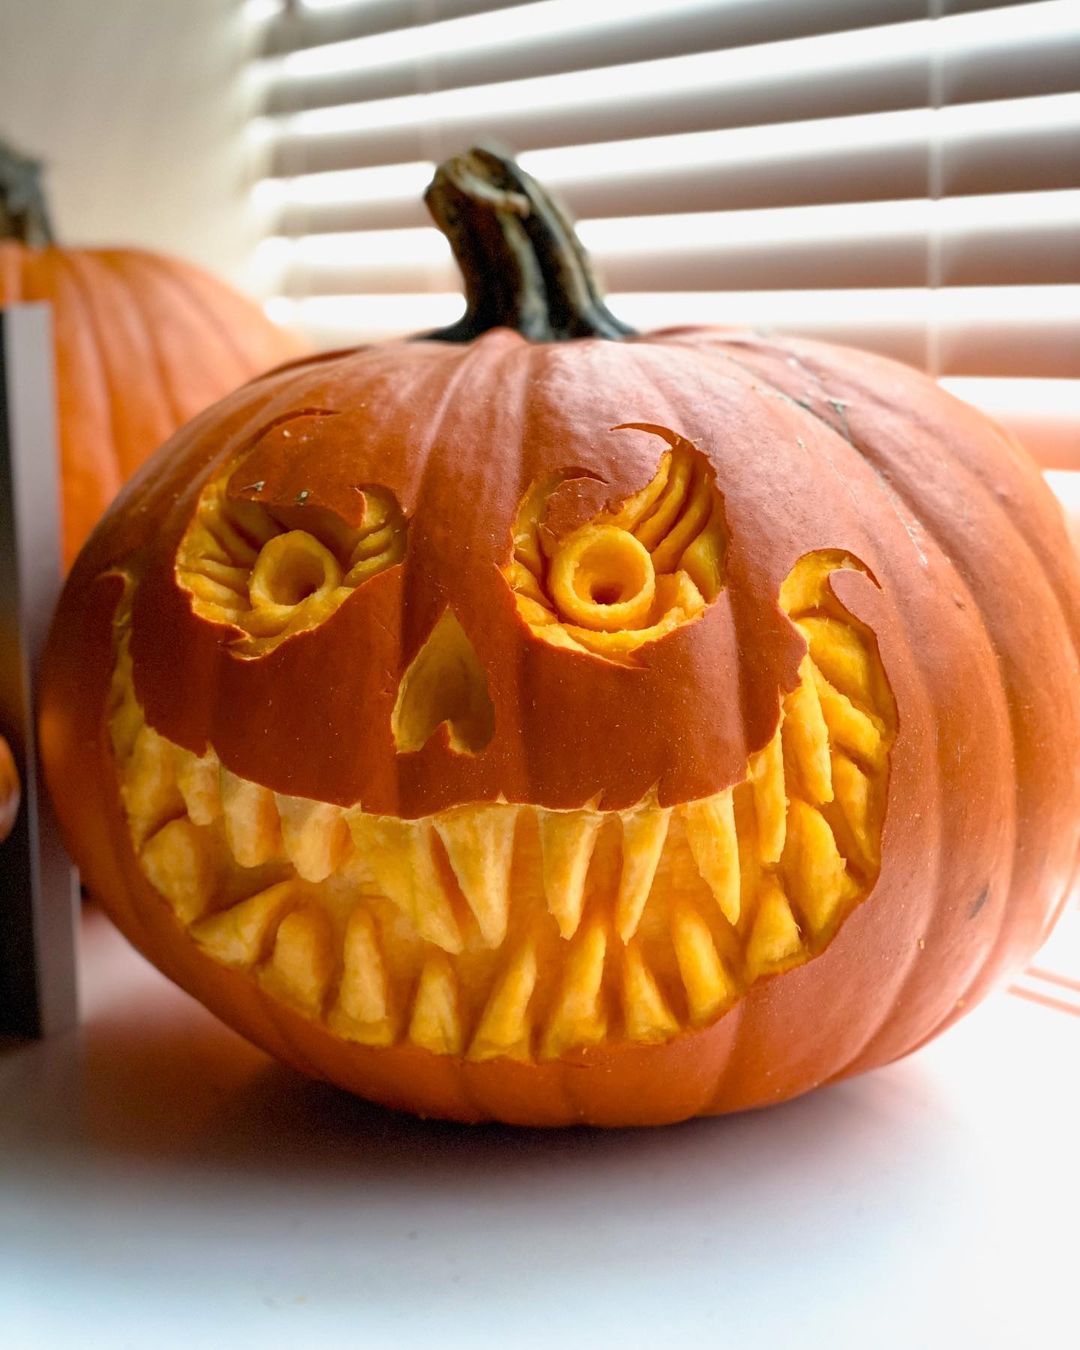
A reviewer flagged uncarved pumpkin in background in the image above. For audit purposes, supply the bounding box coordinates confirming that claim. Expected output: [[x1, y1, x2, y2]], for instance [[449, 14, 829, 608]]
[[0, 140, 308, 568], [41, 147, 1080, 1127], [0, 735, 18, 844]]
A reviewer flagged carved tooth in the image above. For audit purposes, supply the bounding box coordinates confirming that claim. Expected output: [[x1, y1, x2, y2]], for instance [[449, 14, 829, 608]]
[[671, 902, 738, 1024], [810, 664, 885, 767], [682, 790, 740, 925], [347, 813, 462, 953], [121, 724, 183, 846], [261, 907, 335, 1015], [219, 768, 282, 868], [748, 724, 787, 866], [140, 817, 219, 925], [783, 657, 833, 805], [174, 747, 221, 826], [615, 806, 671, 942], [745, 878, 804, 981], [408, 954, 465, 1056], [541, 921, 608, 1058], [469, 938, 538, 1061], [434, 804, 518, 948], [783, 798, 860, 936], [275, 795, 349, 883], [831, 752, 878, 868], [329, 908, 395, 1045], [621, 945, 679, 1044], [190, 880, 298, 966], [537, 808, 602, 939], [796, 615, 874, 708]]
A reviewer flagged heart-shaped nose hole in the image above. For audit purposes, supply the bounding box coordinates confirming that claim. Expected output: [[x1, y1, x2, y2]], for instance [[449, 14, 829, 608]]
[[393, 609, 494, 755]]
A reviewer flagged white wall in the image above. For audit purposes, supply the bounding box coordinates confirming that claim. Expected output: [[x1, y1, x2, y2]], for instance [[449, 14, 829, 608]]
[[0, 0, 264, 289]]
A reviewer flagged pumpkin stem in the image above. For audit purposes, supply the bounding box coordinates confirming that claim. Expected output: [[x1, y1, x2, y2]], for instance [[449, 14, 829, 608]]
[[423, 145, 635, 343], [0, 140, 55, 246]]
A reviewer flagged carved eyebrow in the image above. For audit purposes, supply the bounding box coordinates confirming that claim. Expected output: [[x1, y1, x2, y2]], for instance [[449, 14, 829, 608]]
[[232, 407, 342, 461]]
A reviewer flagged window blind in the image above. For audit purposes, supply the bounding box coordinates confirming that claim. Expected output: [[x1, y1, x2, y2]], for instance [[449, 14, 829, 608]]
[[248, 0, 1080, 473]]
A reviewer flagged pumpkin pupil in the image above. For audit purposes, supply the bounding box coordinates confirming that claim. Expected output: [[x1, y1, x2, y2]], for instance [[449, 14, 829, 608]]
[[549, 525, 657, 632], [250, 531, 340, 610]]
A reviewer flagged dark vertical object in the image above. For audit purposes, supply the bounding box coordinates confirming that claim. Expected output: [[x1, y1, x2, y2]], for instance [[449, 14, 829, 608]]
[[0, 304, 78, 1037]]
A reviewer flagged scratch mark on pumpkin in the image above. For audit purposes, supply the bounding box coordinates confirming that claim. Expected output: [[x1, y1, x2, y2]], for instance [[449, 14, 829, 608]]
[[969, 886, 990, 919]]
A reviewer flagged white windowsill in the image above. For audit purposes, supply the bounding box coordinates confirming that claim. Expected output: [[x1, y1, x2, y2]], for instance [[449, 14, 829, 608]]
[[1, 907, 1076, 1349]]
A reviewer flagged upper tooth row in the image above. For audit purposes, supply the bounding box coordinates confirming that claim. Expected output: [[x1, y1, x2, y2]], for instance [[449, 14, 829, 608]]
[[122, 648, 874, 955], [128, 727, 744, 949]]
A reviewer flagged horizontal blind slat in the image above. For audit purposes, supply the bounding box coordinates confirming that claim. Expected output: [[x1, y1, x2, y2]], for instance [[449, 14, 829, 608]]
[[264, 0, 1028, 101], [264, 94, 1080, 235], [261, 0, 962, 61], [267, 286, 1080, 378], [271, 192, 1080, 294], [260, 0, 537, 58], [265, 0, 932, 115], [267, 5, 1080, 177]]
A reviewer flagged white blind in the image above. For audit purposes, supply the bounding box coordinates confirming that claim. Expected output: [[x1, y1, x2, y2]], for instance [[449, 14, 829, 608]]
[[247, 0, 1080, 470]]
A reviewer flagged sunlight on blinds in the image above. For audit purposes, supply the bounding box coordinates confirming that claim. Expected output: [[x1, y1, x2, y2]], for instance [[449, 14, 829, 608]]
[[247, 0, 1080, 469]]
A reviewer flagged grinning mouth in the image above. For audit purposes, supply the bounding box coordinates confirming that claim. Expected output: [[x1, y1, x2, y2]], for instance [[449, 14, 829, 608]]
[[108, 556, 894, 1062]]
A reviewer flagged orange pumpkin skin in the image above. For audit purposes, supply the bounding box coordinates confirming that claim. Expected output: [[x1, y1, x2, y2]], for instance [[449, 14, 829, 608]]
[[0, 735, 18, 844], [0, 243, 307, 568], [39, 152, 1080, 1126]]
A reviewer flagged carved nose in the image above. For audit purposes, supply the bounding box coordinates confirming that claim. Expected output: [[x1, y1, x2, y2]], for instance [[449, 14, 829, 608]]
[[392, 609, 494, 755]]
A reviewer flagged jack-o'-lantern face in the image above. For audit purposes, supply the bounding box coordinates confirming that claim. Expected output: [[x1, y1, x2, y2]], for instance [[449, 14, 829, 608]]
[[41, 147, 1079, 1126], [104, 405, 895, 1063]]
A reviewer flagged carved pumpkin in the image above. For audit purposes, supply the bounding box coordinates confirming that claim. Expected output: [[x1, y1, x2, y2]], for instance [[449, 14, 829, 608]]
[[0, 140, 307, 568], [40, 148, 1080, 1126], [0, 735, 18, 844]]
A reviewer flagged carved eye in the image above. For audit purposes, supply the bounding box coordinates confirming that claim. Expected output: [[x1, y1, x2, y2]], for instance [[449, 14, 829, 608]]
[[505, 436, 727, 662], [177, 476, 406, 653], [548, 525, 656, 631]]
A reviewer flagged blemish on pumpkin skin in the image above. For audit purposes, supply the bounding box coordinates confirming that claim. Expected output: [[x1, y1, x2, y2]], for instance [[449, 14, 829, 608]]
[[969, 886, 990, 919]]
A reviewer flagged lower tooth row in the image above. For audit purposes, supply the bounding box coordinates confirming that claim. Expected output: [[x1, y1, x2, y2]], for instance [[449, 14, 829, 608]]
[[186, 882, 766, 1060]]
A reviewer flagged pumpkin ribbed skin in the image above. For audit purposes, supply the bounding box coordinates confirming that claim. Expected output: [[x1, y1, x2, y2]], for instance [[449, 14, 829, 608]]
[[0, 735, 18, 844], [39, 323, 1080, 1126], [0, 244, 307, 567]]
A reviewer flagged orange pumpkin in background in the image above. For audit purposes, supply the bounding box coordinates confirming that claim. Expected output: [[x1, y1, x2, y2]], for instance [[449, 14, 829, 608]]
[[40, 147, 1080, 1127], [0, 735, 19, 844], [0, 140, 307, 568]]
